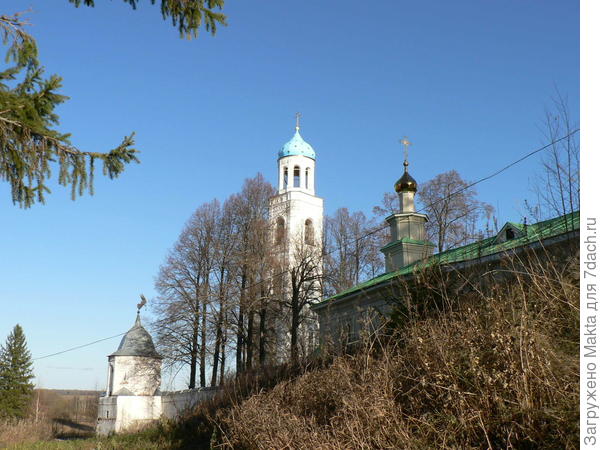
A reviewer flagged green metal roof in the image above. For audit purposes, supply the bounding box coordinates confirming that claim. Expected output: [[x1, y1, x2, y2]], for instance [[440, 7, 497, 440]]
[[316, 211, 579, 306]]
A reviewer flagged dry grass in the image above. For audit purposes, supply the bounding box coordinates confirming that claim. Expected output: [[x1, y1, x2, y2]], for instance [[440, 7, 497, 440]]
[[0, 391, 98, 448], [0, 418, 54, 447], [221, 252, 579, 449]]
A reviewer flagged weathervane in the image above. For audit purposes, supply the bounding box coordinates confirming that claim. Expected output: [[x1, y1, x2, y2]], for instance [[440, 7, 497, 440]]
[[137, 294, 147, 313], [400, 136, 412, 169], [295, 112, 301, 131]]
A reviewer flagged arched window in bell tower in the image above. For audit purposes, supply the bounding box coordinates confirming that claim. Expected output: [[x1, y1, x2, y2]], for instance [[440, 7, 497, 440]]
[[293, 166, 301, 188], [283, 167, 289, 188], [304, 219, 314, 245], [276, 217, 285, 245], [305, 168, 310, 190]]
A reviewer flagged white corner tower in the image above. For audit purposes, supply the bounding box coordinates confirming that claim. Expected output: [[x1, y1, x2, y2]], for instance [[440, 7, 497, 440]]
[[97, 312, 162, 435], [381, 139, 434, 272]]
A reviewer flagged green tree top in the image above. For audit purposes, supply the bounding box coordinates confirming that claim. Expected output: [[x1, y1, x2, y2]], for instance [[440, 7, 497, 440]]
[[0, 324, 34, 419]]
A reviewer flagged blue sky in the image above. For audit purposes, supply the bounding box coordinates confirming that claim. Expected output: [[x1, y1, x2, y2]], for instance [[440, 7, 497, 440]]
[[1, 0, 579, 389]]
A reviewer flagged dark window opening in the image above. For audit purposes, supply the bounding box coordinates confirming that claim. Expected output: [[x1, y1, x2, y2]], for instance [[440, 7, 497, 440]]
[[276, 217, 285, 245], [305, 219, 314, 245], [305, 168, 310, 189], [283, 168, 288, 188], [293, 166, 301, 188], [506, 228, 515, 240]]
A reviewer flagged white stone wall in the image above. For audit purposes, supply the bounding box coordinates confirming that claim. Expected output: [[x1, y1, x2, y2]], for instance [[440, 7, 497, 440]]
[[97, 395, 162, 435], [97, 388, 219, 435], [109, 355, 161, 396], [161, 388, 219, 419]]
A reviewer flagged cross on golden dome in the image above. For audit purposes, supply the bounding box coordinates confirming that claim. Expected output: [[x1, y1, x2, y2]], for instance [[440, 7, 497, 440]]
[[400, 136, 412, 165]]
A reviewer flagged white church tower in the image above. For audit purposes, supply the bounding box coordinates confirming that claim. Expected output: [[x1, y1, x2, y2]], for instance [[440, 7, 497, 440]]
[[269, 115, 324, 262], [268, 115, 324, 356]]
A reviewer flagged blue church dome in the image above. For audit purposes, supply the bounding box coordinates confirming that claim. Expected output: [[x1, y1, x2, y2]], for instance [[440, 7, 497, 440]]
[[278, 129, 316, 160]]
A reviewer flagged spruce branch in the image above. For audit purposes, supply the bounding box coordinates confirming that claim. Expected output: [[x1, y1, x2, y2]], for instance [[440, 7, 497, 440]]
[[68, 0, 228, 38], [1, 10, 139, 207]]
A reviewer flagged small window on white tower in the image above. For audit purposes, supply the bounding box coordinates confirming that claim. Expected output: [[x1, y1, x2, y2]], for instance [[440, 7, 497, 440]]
[[305, 219, 314, 245], [293, 166, 301, 188], [283, 168, 289, 188], [276, 217, 285, 245], [305, 168, 310, 189]]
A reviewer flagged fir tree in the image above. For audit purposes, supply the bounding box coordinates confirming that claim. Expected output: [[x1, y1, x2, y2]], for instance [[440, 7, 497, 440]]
[[68, 0, 227, 38], [0, 325, 34, 419], [1, 2, 228, 207], [0, 12, 139, 208]]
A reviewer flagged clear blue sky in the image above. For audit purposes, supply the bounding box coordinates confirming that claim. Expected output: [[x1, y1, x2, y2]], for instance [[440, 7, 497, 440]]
[[1, 0, 579, 390]]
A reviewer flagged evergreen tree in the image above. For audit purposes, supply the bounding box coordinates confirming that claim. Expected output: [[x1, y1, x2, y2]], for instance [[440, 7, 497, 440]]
[[0, 325, 34, 419], [68, 1, 227, 38], [0, 12, 139, 208], [2, 2, 228, 207]]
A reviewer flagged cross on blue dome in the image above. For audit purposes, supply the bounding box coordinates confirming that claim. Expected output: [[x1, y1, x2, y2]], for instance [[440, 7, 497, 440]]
[[278, 129, 316, 160]]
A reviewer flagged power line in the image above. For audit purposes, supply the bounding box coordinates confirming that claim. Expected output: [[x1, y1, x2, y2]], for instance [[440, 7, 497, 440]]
[[35, 129, 578, 360], [354, 127, 580, 244], [33, 332, 126, 361]]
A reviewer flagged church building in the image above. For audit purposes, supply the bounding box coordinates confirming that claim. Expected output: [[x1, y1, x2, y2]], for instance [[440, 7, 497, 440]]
[[312, 146, 580, 344]]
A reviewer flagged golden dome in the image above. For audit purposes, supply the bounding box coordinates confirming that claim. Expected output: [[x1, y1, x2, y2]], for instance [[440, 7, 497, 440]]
[[394, 161, 417, 193]]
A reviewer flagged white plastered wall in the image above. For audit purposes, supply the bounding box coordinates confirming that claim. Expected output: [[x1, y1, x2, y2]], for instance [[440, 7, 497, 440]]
[[97, 396, 162, 435], [109, 356, 161, 396]]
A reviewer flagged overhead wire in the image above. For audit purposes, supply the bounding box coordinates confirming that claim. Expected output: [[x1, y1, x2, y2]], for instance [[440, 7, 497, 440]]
[[33, 332, 126, 361]]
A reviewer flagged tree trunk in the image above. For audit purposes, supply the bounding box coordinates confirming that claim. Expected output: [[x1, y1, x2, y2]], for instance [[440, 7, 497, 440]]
[[211, 320, 221, 388], [189, 295, 200, 389], [200, 297, 207, 388], [246, 310, 254, 369], [259, 303, 267, 366], [220, 330, 226, 385], [290, 282, 300, 364], [236, 272, 247, 374]]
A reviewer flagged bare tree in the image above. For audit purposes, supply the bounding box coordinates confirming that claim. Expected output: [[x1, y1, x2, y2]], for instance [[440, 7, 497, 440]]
[[277, 236, 323, 364], [152, 200, 221, 388], [529, 92, 579, 223], [209, 197, 237, 386], [227, 174, 276, 372], [418, 170, 493, 252], [324, 208, 383, 295]]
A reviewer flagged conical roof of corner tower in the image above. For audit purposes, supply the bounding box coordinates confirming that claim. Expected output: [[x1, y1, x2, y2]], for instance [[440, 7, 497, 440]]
[[278, 129, 316, 160], [109, 313, 161, 358]]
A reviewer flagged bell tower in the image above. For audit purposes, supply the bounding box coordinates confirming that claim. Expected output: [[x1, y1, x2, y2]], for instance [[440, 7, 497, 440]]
[[269, 115, 324, 263], [268, 115, 324, 358]]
